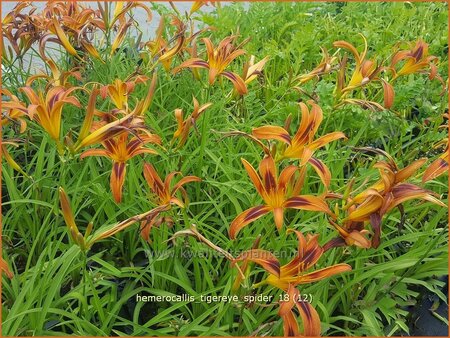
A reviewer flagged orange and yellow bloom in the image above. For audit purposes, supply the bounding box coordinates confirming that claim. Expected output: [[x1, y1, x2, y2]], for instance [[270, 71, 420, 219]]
[[81, 131, 161, 203], [234, 231, 351, 336], [252, 101, 346, 187], [143, 16, 186, 71], [99, 75, 150, 110], [173, 97, 212, 148], [229, 156, 333, 238], [391, 39, 439, 79], [173, 36, 248, 95], [327, 149, 446, 248], [333, 34, 382, 95], [19, 85, 81, 152], [140, 163, 201, 241]]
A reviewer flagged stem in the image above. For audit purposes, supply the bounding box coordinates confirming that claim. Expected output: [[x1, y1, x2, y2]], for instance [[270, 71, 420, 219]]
[[82, 250, 88, 317]]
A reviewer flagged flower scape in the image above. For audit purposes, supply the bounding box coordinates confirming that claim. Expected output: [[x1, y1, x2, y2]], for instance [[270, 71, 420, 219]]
[[1, 1, 448, 337]]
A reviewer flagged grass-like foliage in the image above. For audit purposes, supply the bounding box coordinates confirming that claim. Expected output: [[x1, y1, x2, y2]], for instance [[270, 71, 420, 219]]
[[1, 1, 448, 336]]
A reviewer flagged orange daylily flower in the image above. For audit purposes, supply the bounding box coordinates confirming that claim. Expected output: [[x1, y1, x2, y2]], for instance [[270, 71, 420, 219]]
[[327, 149, 446, 248], [73, 110, 149, 153], [173, 97, 212, 148], [252, 101, 346, 187], [391, 39, 440, 80], [248, 231, 351, 290], [2, 2, 41, 59], [72, 83, 157, 153], [140, 163, 201, 241], [173, 36, 248, 95], [333, 34, 382, 95], [229, 156, 333, 239], [19, 86, 81, 150], [1, 89, 29, 133], [234, 231, 351, 336], [143, 163, 201, 208], [81, 132, 161, 203], [242, 55, 269, 85], [99, 75, 150, 110], [295, 47, 337, 85], [143, 16, 186, 71], [39, 2, 106, 61], [39, 1, 150, 62], [333, 34, 396, 109]]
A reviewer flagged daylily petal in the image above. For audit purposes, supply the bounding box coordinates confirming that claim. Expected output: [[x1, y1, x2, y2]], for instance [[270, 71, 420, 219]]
[[278, 165, 299, 193], [280, 308, 300, 337], [309, 132, 346, 150], [422, 157, 448, 182], [221, 71, 248, 95], [233, 249, 280, 277], [273, 207, 284, 230], [346, 193, 383, 221], [252, 126, 292, 145], [80, 149, 110, 159], [143, 162, 164, 196], [229, 205, 271, 239], [78, 88, 98, 142], [111, 162, 126, 203], [296, 299, 321, 336], [171, 176, 201, 195], [308, 157, 332, 188], [241, 158, 265, 197], [293, 263, 352, 284], [390, 183, 446, 210], [396, 158, 427, 183], [283, 195, 332, 215], [173, 58, 209, 73], [259, 156, 277, 194], [333, 40, 361, 64], [52, 18, 78, 57], [169, 197, 185, 208]]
